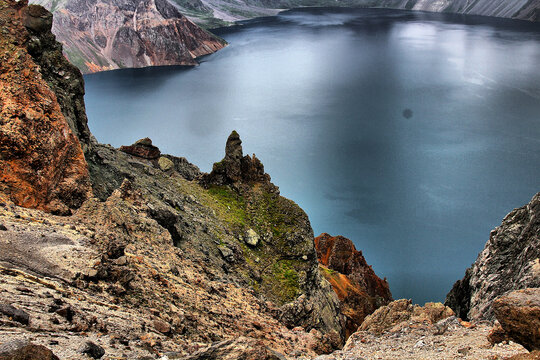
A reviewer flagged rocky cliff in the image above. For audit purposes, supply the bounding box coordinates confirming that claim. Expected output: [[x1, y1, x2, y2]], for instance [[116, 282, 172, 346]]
[[0, 1, 346, 357], [162, 0, 539, 29], [0, 0, 92, 215], [445, 192, 540, 321], [314, 233, 392, 337], [31, 0, 226, 73]]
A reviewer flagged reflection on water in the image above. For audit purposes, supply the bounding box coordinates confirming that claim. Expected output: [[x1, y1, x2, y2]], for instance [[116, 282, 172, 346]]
[[84, 8, 540, 304]]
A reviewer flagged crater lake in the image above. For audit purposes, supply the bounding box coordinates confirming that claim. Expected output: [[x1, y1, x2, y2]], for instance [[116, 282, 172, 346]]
[[84, 8, 540, 304]]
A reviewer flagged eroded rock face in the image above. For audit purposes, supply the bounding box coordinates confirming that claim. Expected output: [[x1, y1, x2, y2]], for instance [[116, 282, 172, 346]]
[[445, 193, 540, 320], [315, 233, 392, 337], [21, 3, 93, 152], [201, 130, 273, 190], [0, 0, 91, 215], [32, 0, 226, 73], [492, 288, 540, 351]]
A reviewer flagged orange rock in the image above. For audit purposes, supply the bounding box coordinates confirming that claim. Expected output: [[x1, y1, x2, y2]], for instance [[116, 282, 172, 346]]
[[460, 320, 475, 328], [0, 0, 91, 215], [315, 233, 392, 338]]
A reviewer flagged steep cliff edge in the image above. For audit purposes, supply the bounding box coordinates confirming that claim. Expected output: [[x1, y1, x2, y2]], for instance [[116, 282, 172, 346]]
[[32, 0, 226, 73], [445, 192, 540, 321], [0, 0, 91, 215], [0, 2, 345, 356], [314, 233, 392, 338]]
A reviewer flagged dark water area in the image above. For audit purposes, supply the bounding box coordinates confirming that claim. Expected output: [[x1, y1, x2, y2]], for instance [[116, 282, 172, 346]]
[[84, 8, 540, 304]]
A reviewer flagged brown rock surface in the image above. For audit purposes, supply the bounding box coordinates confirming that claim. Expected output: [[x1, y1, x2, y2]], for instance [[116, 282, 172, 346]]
[[315, 233, 392, 337], [359, 299, 454, 335], [0, 342, 60, 360], [119, 137, 161, 160], [492, 288, 540, 351], [0, 186, 333, 358], [508, 351, 540, 360], [0, 0, 91, 215]]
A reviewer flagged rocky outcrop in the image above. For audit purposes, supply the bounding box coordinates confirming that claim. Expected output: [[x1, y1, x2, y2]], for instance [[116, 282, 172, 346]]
[[0, 0, 92, 215], [201, 130, 273, 191], [315, 233, 392, 337], [445, 193, 540, 321], [21, 2, 93, 152], [492, 288, 540, 351], [358, 299, 454, 335], [119, 137, 161, 160], [31, 0, 226, 73]]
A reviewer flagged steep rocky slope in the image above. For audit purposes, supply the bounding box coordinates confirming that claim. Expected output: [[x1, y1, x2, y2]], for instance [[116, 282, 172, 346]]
[[492, 288, 540, 351], [32, 0, 226, 73], [0, 1, 345, 357], [445, 192, 540, 321], [314, 233, 392, 337]]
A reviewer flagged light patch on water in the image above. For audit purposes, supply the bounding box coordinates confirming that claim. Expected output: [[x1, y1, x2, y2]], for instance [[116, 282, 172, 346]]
[[280, 12, 358, 27]]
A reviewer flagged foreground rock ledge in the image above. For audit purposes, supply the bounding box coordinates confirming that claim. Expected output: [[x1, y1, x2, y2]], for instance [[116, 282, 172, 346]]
[[493, 288, 540, 351]]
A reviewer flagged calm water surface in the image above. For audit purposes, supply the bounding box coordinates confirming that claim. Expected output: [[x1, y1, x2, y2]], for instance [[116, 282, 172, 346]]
[[84, 8, 540, 304]]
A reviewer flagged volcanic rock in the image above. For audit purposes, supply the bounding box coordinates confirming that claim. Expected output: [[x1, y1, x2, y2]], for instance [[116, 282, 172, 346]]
[[446, 192, 540, 320], [0, 5, 347, 356], [158, 156, 174, 171], [315, 233, 392, 337], [78, 341, 105, 359], [31, 0, 226, 73], [178, 337, 285, 360], [492, 288, 540, 351], [201, 131, 273, 190], [359, 299, 454, 335], [21, 2, 93, 152], [0, 304, 30, 325], [488, 321, 511, 345], [0, 342, 60, 360], [245, 228, 260, 246], [119, 138, 161, 160], [0, 0, 92, 215], [508, 351, 540, 360]]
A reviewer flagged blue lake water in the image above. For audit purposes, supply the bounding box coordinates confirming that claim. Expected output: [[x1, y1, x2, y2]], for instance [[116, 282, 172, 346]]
[[84, 8, 540, 304]]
